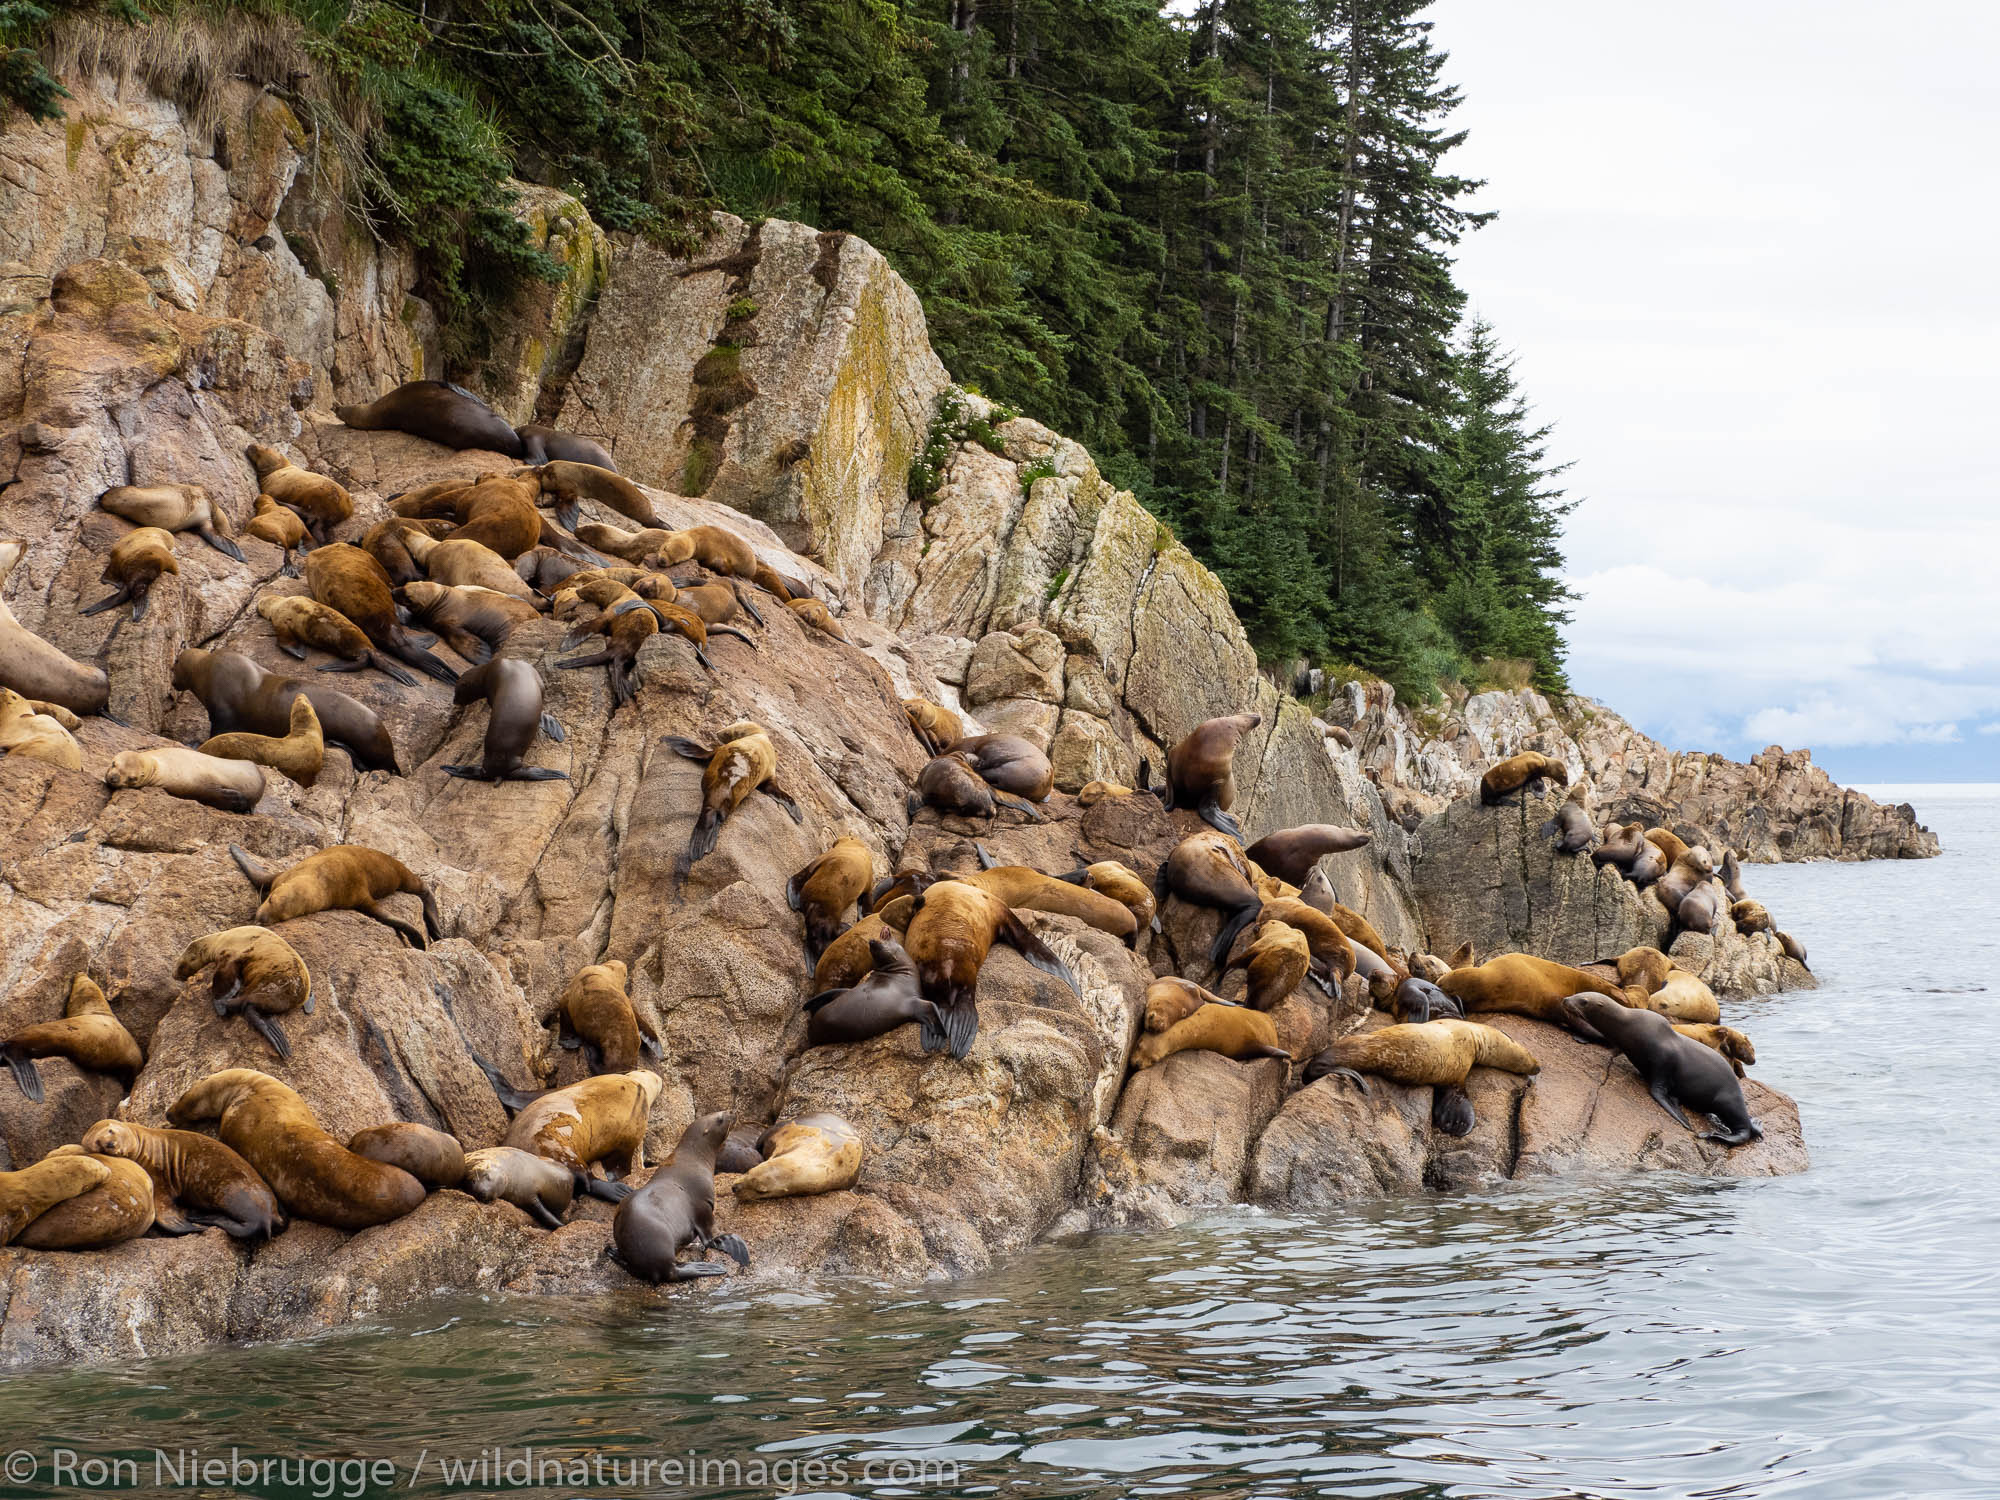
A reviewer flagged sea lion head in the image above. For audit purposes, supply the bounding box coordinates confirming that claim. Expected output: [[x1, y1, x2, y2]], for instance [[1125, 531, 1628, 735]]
[[244, 442, 286, 477], [718, 719, 766, 743], [103, 750, 161, 791], [170, 647, 209, 690], [79, 1119, 138, 1157]]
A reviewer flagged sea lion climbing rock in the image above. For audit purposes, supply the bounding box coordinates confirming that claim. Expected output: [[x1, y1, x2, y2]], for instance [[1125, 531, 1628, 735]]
[[901, 880, 1077, 1059], [243, 446, 354, 542], [732, 1114, 863, 1202], [229, 843, 443, 949], [79, 1119, 284, 1240], [1561, 993, 1763, 1147], [443, 658, 567, 782], [2, 975, 143, 1102], [79, 526, 178, 620], [662, 721, 802, 864], [1161, 712, 1260, 837], [175, 925, 314, 1060], [788, 837, 875, 958], [556, 960, 660, 1074], [611, 1110, 749, 1283], [1157, 830, 1265, 968], [0, 538, 110, 716], [246, 494, 311, 574], [334, 380, 525, 456]]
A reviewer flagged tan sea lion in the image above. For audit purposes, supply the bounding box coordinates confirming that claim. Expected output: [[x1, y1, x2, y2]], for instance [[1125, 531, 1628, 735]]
[[944, 733, 1054, 800], [1479, 750, 1569, 805], [804, 935, 941, 1047], [105, 744, 266, 812], [1077, 779, 1134, 806], [574, 521, 675, 563], [1305, 1018, 1540, 1136], [1614, 946, 1676, 995], [428, 474, 544, 559], [168, 1069, 428, 1228], [1161, 712, 1261, 837], [1157, 830, 1265, 967], [0, 688, 83, 769], [99, 483, 242, 560], [1130, 1003, 1290, 1070], [676, 571, 761, 629], [552, 597, 661, 705], [347, 1123, 466, 1189], [2, 975, 143, 1102], [959, 863, 1136, 941], [902, 880, 1077, 1059], [246, 494, 311, 575], [257, 594, 417, 685], [732, 1114, 862, 1202], [197, 692, 325, 788], [1646, 827, 1693, 866], [79, 1119, 284, 1239], [305, 544, 458, 684], [1561, 993, 1761, 1146], [518, 460, 657, 527], [611, 1110, 749, 1282], [1730, 898, 1774, 934], [443, 657, 567, 782], [788, 837, 875, 958], [557, 960, 660, 1073], [1254, 896, 1356, 984], [334, 380, 524, 456], [502, 1070, 663, 1202], [1223, 920, 1311, 1010], [1054, 859, 1157, 947], [903, 698, 963, 755], [395, 581, 539, 664], [1643, 970, 1721, 1024], [11, 1148, 155, 1249], [1243, 823, 1372, 884], [462, 1146, 574, 1228], [788, 595, 848, 641], [0, 1155, 111, 1246], [0, 538, 110, 715], [1143, 976, 1233, 1032], [1592, 820, 1648, 871], [1438, 952, 1623, 1026], [175, 925, 313, 1059], [662, 721, 803, 862], [1673, 1023, 1757, 1077], [243, 445, 354, 542], [229, 843, 442, 948], [1777, 931, 1809, 967], [80, 525, 179, 620]]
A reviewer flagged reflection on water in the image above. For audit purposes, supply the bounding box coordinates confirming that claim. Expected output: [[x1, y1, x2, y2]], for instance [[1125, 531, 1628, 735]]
[[2, 790, 1997, 1498]]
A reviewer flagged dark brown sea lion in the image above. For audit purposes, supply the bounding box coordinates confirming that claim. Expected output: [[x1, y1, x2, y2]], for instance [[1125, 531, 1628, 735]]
[[662, 721, 803, 862], [1130, 1004, 1290, 1069], [911, 752, 1043, 823], [1720, 849, 1748, 902], [99, 483, 243, 560], [80, 1119, 285, 1239], [1677, 881, 1723, 933], [804, 936, 941, 1047], [732, 1114, 862, 1202], [1652, 848, 1715, 916], [176, 925, 314, 1059], [611, 1110, 750, 1283], [715, 1126, 766, 1175], [1162, 712, 1260, 837], [0, 1155, 111, 1246], [557, 960, 661, 1074], [395, 581, 538, 664], [246, 494, 311, 575], [444, 657, 567, 782], [104, 744, 265, 812], [229, 843, 443, 948], [518, 460, 658, 527], [196, 691, 326, 787], [502, 1070, 663, 1202], [1, 974, 143, 1101], [11, 1148, 155, 1248], [902, 880, 1076, 1059], [1243, 822, 1371, 884], [515, 426, 617, 470], [946, 733, 1054, 801], [0, 537, 111, 715], [462, 1146, 575, 1228], [334, 380, 524, 456], [1390, 975, 1464, 1023], [1156, 830, 1265, 967], [305, 544, 459, 684], [243, 446, 354, 543], [555, 604, 657, 707], [1561, 993, 1762, 1147], [80, 526, 179, 620], [1592, 820, 1648, 870], [788, 837, 875, 958], [1479, 751, 1569, 805], [1541, 793, 1597, 854], [256, 594, 416, 685], [347, 1123, 466, 1189], [903, 698, 963, 755], [168, 1069, 428, 1229]]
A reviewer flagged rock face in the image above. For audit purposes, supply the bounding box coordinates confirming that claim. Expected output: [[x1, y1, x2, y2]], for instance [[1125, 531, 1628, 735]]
[[0, 62, 1822, 1371]]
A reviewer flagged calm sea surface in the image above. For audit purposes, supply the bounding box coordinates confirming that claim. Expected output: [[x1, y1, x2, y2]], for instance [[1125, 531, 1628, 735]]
[[2, 787, 1994, 1499]]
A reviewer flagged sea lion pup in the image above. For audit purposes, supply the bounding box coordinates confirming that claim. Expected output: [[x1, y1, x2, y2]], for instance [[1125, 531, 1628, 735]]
[[1643, 970, 1721, 1024], [0, 1155, 111, 1246], [1541, 792, 1597, 854], [462, 1146, 574, 1229], [1561, 992, 1762, 1147], [959, 864, 1137, 942], [1053, 860, 1158, 946], [1253, 897, 1355, 986], [903, 880, 1077, 1059], [98, 483, 243, 561], [1157, 830, 1265, 967], [788, 595, 849, 641], [246, 494, 311, 574], [243, 445, 354, 543], [198, 692, 326, 788], [1160, 712, 1261, 838], [256, 594, 416, 685], [1130, 1003, 1291, 1070], [1478, 750, 1570, 806], [229, 843, 443, 949], [1777, 931, 1809, 968], [1304, 1019, 1541, 1137], [662, 721, 803, 862], [1677, 881, 1723, 933], [733, 1114, 862, 1202], [1651, 846, 1715, 916], [1673, 1023, 1757, 1078], [0, 538, 112, 715], [10, 1147, 155, 1249], [516, 425, 616, 470], [804, 936, 943, 1047], [788, 837, 875, 958], [503, 1070, 663, 1203], [80, 525, 179, 620], [1391, 975, 1464, 1024], [515, 545, 591, 593], [105, 745, 266, 813], [0, 688, 84, 769], [80, 1119, 285, 1239], [347, 1123, 466, 1190], [1592, 820, 1648, 870], [443, 658, 567, 782], [168, 1069, 428, 1228], [1, 974, 143, 1101], [175, 925, 313, 1059], [361, 516, 448, 587], [1729, 898, 1773, 935], [911, 752, 1044, 823], [334, 379, 524, 456], [304, 544, 458, 684], [611, 1110, 750, 1283], [1719, 849, 1748, 902], [1438, 952, 1623, 1027], [1143, 976, 1234, 1032], [936, 733, 1051, 803], [1614, 945, 1676, 996], [903, 697, 962, 755], [395, 581, 538, 664], [812, 913, 897, 992], [517, 459, 658, 527], [555, 604, 657, 707], [1222, 920, 1311, 1010], [1243, 823, 1372, 884], [557, 960, 661, 1073]]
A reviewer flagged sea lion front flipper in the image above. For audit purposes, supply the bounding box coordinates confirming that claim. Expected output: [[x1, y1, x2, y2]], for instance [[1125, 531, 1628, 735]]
[[526, 1199, 563, 1230], [802, 986, 847, 1014], [3, 1049, 44, 1102], [1648, 1081, 1697, 1132], [541, 713, 565, 743], [441, 764, 497, 781], [470, 1051, 539, 1114], [199, 527, 247, 562], [712, 1232, 750, 1268], [905, 791, 922, 821], [229, 843, 279, 891], [1209, 901, 1261, 969], [1538, 817, 1559, 839], [974, 843, 999, 871], [995, 793, 1044, 823], [315, 656, 365, 673], [660, 736, 712, 762], [505, 766, 570, 781], [1431, 1083, 1476, 1137], [362, 902, 428, 949], [915, 999, 950, 1055], [1197, 799, 1243, 840], [577, 1175, 632, 1205], [78, 585, 132, 616], [736, 590, 765, 626], [786, 855, 819, 912], [1701, 1121, 1763, 1148], [762, 783, 805, 823], [997, 911, 1078, 995], [668, 1259, 730, 1280], [710, 625, 756, 649], [243, 1009, 293, 1061]]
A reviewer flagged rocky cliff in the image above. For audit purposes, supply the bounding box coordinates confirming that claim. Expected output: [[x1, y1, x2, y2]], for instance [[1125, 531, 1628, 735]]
[[0, 65, 1819, 1370]]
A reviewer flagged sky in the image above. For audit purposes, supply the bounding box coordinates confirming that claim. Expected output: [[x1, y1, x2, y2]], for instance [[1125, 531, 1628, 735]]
[[1425, 1, 2000, 783]]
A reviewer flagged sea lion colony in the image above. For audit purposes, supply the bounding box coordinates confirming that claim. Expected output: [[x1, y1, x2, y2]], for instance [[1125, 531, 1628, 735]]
[[0, 382, 1799, 1277]]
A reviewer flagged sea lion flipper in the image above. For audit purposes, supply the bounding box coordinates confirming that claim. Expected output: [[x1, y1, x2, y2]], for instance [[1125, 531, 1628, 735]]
[[763, 783, 804, 823], [470, 1051, 539, 1115], [441, 764, 496, 781], [527, 1199, 563, 1230], [540, 713, 565, 743], [916, 1000, 949, 1055], [974, 843, 998, 871], [506, 766, 570, 781], [786, 857, 816, 912], [802, 987, 846, 1014], [1209, 902, 1261, 969], [3, 1049, 44, 1102], [201, 528, 247, 562], [360, 902, 427, 949], [229, 844, 278, 890], [669, 1260, 729, 1280], [998, 911, 1077, 995], [368, 653, 418, 686], [713, 1233, 750, 1267], [1197, 799, 1242, 840], [942, 997, 979, 1060], [1431, 1084, 1476, 1137], [315, 656, 364, 673], [995, 793, 1044, 823], [1648, 1081, 1696, 1132], [578, 1175, 632, 1205], [710, 625, 756, 648], [660, 736, 711, 762], [243, 1009, 293, 1062], [78, 586, 131, 616]]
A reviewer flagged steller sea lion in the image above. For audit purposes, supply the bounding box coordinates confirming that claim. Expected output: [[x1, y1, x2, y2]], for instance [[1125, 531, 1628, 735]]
[[0, 687, 83, 769], [1677, 881, 1723, 933], [787, 596, 847, 641], [1143, 976, 1235, 1032], [229, 843, 442, 949], [1077, 779, 1134, 806], [175, 925, 313, 1059], [444, 657, 567, 782], [554, 602, 657, 707], [347, 1123, 466, 1189], [662, 721, 803, 863], [1306, 1018, 1540, 1136], [803, 935, 941, 1047], [0, 1154, 111, 1246], [945, 733, 1053, 801], [788, 837, 875, 958], [1640, 970, 1721, 1024], [1479, 750, 1569, 805], [99, 483, 242, 560], [732, 1114, 861, 1202], [515, 425, 616, 470], [868, 870, 932, 914], [1053, 860, 1157, 947], [1223, 919, 1311, 1010], [1254, 896, 1356, 986], [168, 1069, 428, 1228], [1592, 820, 1648, 870], [80, 526, 178, 620], [716, 1126, 767, 1175], [557, 960, 661, 1074], [1645, 827, 1692, 866], [362, 516, 449, 588], [197, 690, 325, 788], [1157, 830, 1265, 967], [335, 380, 523, 456], [675, 571, 762, 629], [427, 475, 544, 559], [246, 494, 311, 575], [1439, 952, 1624, 1027], [1626, 837, 1668, 887], [911, 752, 1043, 824], [903, 698, 962, 755], [1777, 931, 1809, 968], [305, 545, 459, 683], [462, 1146, 574, 1228], [1243, 823, 1371, 884], [611, 1110, 750, 1283], [959, 863, 1137, 942], [243, 446, 354, 542], [0, 538, 110, 715], [105, 744, 266, 812], [1391, 975, 1464, 1023], [902, 880, 1077, 1059], [574, 521, 675, 563], [517, 460, 657, 527], [2, 974, 143, 1102], [1673, 1023, 1757, 1078], [812, 914, 897, 993], [1130, 1003, 1290, 1070], [11, 1148, 155, 1249], [1652, 847, 1715, 916], [503, 1070, 663, 1203], [1541, 793, 1597, 854], [1161, 713, 1261, 838], [80, 1119, 284, 1239], [1720, 849, 1748, 902], [395, 581, 539, 664], [1562, 992, 1762, 1147], [1730, 898, 1773, 934], [257, 593, 416, 685]]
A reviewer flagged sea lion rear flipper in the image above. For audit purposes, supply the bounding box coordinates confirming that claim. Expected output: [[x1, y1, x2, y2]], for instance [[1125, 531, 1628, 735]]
[[1538, 817, 1559, 839], [1197, 799, 1242, 840], [470, 1051, 540, 1114], [367, 653, 418, 686], [786, 856, 818, 912], [1702, 1121, 1763, 1148], [762, 783, 804, 823], [557, 501, 580, 530], [736, 591, 765, 626], [78, 585, 132, 616], [243, 1009, 293, 1061], [943, 996, 979, 1060], [526, 1199, 563, 1230], [998, 911, 1078, 995], [315, 656, 364, 673], [554, 648, 612, 671], [541, 713, 565, 743], [506, 766, 570, 781], [802, 987, 847, 1014], [692, 644, 715, 671], [577, 1175, 632, 1205], [3, 1049, 44, 1102], [975, 843, 999, 871], [710, 625, 755, 648], [1209, 902, 1261, 969], [1648, 1081, 1697, 1132], [363, 902, 428, 949], [995, 793, 1044, 823], [441, 764, 496, 781], [1246, 1045, 1294, 1063], [660, 736, 712, 762], [200, 527, 247, 562], [713, 1233, 750, 1268], [396, 638, 461, 685], [229, 843, 279, 891]]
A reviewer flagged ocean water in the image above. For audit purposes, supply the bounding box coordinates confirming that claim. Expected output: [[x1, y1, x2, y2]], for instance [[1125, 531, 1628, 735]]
[[1, 788, 1993, 1499]]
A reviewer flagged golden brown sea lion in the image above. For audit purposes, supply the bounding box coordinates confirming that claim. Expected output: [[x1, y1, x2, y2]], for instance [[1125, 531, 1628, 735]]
[[662, 721, 803, 863], [256, 593, 416, 685], [430, 474, 544, 559], [732, 1114, 862, 1202], [229, 843, 443, 948], [401, 528, 548, 607], [305, 544, 459, 684], [79, 525, 179, 620], [243, 445, 354, 542], [676, 571, 762, 629], [334, 380, 524, 456], [99, 483, 242, 560], [1157, 830, 1265, 967], [1305, 1018, 1540, 1136], [1645, 827, 1693, 866], [1243, 823, 1371, 884], [1077, 779, 1134, 806], [80, 1119, 285, 1238], [462, 1146, 575, 1228], [1561, 993, 1762, 1146], [1614, 946, 1676, 995], [1673, 1023, 1757, 1078], [1, 975, 142, 1102], [0, 688, 83, 769], [574, 521, 675, 563], [1129, 1004, 1290, 1070], [1161, 712, 1261, 837], [395, 581, 539, 664], [0, 1154, 112, 1246], [902, 880, 1077, 1059], [803, 935, 941, 1047], [557, 960, 660, 1074], [959, 863, 1137, 941], [1479, 750, 1569, 805], [788, 837, 875, 958], [554, 603, 657, 707], [1223, 920, 1311, 1010], [1729, 898, 1774, 934], [175, 925, 314, 1060], [0, 538, 110, 715], [1143, 976, 1233, 1032], [788, 595, 848, 641], [443, 657, 567, 782], [361, 516, 449, 588], [944, 733, 1054, 801], [168, 1069, 428, 1228], [246, 494, 311, 575], [1054, 860, 1157, 947], [517, 459, 658, 527], [347, 1123, 466, 1190], [197, 690, 325, 788], [1438, 952, 1623, 1026], [503, 1070, 663, 1202], [11, 1148, 155, 1249], [1254, 897, 1356, 985], [611, 1110, 749, 1282], [1643, 970, 1721, 1024], [903, 698, 963, 755], [105, 744, 266, 812], [813, 913, 896, 992]]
